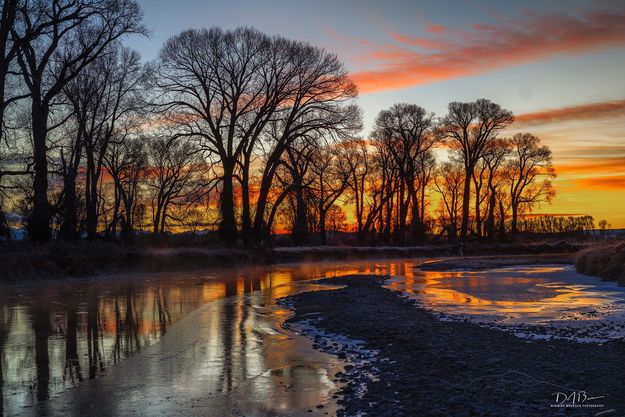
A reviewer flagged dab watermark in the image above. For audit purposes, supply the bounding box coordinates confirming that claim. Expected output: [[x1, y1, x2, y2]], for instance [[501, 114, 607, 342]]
[[550, 391, 605, 410]]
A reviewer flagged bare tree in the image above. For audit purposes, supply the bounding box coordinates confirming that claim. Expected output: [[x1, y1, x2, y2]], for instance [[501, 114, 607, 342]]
[[325, 205, 347, 234], [0, 0, 21, 141], [433, 161, 464, 240], [151, 27, 285, 246], [64, 46, 144, 240], [279, 136, 317, 244], [152, 27, 360, 246], [248, 43, 360, 246], [416, 150, 436, 229], [506, 133, 556, 233], [57, 118, 84, 240], [310, 144, 350, 244], [439, 99, 513, 241], [482, 138, 511, 240], [0, 0, 28, 238], [144, 136, 207, 237], [371, 103, 436, 241], [13, 0, 145, 242], [598, 219, 611, 239], [364, 139, 398, 241], [343, 139, 370, 238], [104, 136, 145, 243]]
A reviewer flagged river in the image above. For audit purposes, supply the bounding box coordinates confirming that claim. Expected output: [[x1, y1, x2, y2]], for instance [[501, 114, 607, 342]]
[[2, 258, 625, 416]]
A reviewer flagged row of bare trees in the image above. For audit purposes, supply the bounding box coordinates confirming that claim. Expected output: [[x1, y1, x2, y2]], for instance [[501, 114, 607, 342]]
[[273, 102, 557, 245], [0, 0, 146, 242], [0, 2, 558, 246]]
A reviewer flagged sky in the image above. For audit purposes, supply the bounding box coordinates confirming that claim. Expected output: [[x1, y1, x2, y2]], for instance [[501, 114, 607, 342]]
[[129, 0, 625, 227]]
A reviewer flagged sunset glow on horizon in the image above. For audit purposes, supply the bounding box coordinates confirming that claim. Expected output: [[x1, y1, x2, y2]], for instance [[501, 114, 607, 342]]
[[130, 0, 625, 226]]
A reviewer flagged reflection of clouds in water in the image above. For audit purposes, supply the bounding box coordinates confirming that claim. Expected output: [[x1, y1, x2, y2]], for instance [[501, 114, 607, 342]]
[[388, 266, 625, 323], [386, 265, 625, 342], [0, 265, 348, 416]]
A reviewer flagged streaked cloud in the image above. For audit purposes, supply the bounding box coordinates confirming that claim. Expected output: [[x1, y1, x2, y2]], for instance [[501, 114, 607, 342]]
[[576, 176, 625, 190], [351, 7, 625, 93], [556, 157, 625, 176], [514, 99, 625, 127]]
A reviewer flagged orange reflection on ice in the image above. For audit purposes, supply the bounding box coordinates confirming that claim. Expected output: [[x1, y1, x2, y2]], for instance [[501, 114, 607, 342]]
[[390, 267, 617, 320]]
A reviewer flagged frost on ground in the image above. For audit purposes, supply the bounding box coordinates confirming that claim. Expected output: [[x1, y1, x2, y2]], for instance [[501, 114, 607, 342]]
[[278, 296, 382, 405]]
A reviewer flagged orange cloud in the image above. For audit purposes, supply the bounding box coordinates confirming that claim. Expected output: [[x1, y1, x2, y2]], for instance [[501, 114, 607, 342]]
[[576, 176, 625, 190], [351, 8, 625, 93], [514, 100, 625, 127], [556, 156, 625, 175], [426, 24, 446, 34]]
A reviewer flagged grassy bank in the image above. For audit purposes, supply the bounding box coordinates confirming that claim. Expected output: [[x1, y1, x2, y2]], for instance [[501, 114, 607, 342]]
[[419, 253, 575, 271], [0, 243, 448, 281], [0, 240, 589, 282], [576, 241, 625, 285]]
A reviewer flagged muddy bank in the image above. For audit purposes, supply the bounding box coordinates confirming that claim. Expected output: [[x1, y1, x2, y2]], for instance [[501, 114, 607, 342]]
[[284, 275, 625, 416], [576, 242, 625, 285], [0, 240, 586, 282]]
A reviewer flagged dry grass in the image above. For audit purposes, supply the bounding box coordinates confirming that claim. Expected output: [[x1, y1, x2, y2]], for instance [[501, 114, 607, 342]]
[[0, 242, 127, 281], [575, 241, 625, 284]]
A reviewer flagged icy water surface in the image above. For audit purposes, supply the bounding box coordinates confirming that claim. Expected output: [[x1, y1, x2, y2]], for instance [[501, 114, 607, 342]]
[[2, 258, 625, 415], [386, 262, 625, 341]]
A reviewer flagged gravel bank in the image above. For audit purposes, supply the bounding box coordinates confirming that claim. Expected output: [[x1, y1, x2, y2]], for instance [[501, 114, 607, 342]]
[[283, 275, 625, 416]]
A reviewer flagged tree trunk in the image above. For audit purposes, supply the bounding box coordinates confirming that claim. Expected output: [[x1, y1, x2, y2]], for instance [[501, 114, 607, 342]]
[[60, 172, 78, 241], [460, 165, 472, 241], [252, 151, 283, 246], [498, 200, 506, 238], [485, 186, 497, 240], [397, 179, 407, 242], [152, 203, 161, 237], [291, 179, 308, 245], [160, 202, 168, 234], [474, 186, 482, 240], [219, 160, 237, 247], [409, 183, 425, 241], [121, 199, 134, 245], [511, 203, 519, 234], [0, 208, 10, 240], [85, 152, 99, 240], [319, 207, 326, 245], [28, 102, 52, 242], [240, 157, 252, 247]]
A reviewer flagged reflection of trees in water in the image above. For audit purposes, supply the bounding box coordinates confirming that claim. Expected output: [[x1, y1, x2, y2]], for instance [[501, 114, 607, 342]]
[[238, 296, 250, 380], [219, 299, 235, 392], [218, 281, 255, 393], [32, 303, 51, 400], [154, 287, 171, 335], [113, 287, 141, 363], [1, 307, 13, 416], [87, 297, 104, 379], [63, 296, 83, 384]]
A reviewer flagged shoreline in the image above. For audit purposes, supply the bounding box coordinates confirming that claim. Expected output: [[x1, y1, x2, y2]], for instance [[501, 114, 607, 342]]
[[283, 275, 625, 416], [417, 253, 575, 271], [1, 240, 586, 282]]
